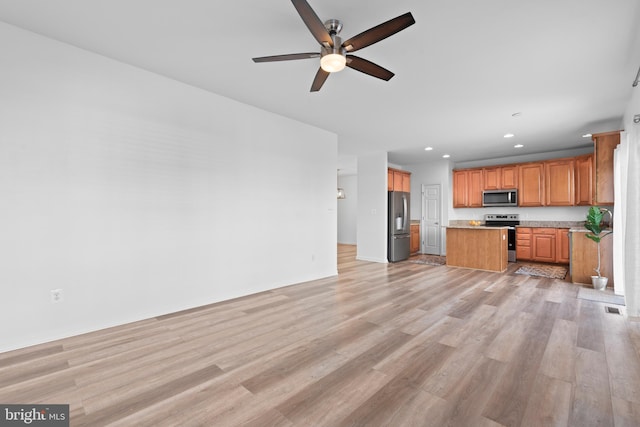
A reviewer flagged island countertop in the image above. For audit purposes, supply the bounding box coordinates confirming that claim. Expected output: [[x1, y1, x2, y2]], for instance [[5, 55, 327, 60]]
[[446, 225, 509, 230]]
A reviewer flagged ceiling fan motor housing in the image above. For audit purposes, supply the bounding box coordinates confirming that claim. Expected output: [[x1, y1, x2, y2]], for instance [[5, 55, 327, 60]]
[[324, 19, 343, 35], [321, 35, 345, 58]]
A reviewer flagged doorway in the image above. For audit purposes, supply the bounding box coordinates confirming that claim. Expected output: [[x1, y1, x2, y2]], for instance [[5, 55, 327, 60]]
[[422, 184, 441, 255]]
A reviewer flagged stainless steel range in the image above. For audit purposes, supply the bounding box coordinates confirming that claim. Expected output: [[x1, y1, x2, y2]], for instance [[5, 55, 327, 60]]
[[484, 214, 520, 262]]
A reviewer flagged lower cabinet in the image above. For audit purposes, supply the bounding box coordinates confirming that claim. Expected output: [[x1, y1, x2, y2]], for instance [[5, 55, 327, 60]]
[[410, 224, 420, 254], [516, 227, 532, 261], [556, 228, 570, 264], [516, 227, 569, 264], [570, 230, 614, 287], [532, 228, 557, 263]]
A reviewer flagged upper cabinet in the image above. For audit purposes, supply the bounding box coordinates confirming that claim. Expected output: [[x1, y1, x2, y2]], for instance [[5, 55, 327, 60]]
[[482, 165, 518, 190], [574, 154, 593, 206], [518, 162, 545, 207], [452, 138, 621, 208], [592, 131, 620, 205], [501, 165, 519, 189], [453, 169, 483, 208], [545, 158, 575, 206], [397, 132, 621, 209], [482, 167, 500, 190], [388, 168, 411, 192]]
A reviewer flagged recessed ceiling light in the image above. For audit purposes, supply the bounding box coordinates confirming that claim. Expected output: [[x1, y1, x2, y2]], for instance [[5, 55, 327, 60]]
[[442, 154, 450, 158], [514, 144, 524, 148], [582, 133, 592, 138], [424, 147, 433, 151], [504, 133, 515, 138]]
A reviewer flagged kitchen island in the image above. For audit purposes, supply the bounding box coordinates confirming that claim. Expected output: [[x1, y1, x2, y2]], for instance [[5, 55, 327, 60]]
[[446, 226, 508, 272]]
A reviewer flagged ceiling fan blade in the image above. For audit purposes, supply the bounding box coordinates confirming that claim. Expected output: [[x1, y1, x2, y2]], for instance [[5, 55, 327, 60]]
[[346, 55, 394, 81], [310, 68, 330, 92], [341, 12, 415, 53], [291, 0, 333, 47], [253, 53, 320, 63]]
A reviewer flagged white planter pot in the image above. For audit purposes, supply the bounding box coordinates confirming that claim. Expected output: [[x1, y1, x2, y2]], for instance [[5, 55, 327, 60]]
[[591, 276, 608, 291]]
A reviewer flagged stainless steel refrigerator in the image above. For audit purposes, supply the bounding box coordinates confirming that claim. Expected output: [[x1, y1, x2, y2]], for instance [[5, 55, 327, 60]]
[[388, 191, 410, 262]]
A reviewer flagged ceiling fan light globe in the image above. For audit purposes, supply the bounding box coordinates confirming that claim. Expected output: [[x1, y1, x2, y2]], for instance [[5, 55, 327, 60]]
[[321, 53, 346, 73]]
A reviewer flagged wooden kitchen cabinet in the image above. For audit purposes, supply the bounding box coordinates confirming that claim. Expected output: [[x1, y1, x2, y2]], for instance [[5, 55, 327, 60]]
[[453, 169, 483, 208], [446, 227, 508, 272], [482, 167, 500, 190], [517, 227, 567, 264], [575, 154, 593, 206], [501, 165, 519, 189], [410, 224, 420, 254], [451, 144, 618, 208], [483, 165, 518, 190], [516, 227, 532, 261], [532, 228, 557, 263], [592, 131, 621, 205], [388, 168, 411, 192], [571, 230, 614, 287], [519, 163, 545, 206], [556, 228, 570, 264], [453, 170, 467, 207], [545, 159, 574, 206]]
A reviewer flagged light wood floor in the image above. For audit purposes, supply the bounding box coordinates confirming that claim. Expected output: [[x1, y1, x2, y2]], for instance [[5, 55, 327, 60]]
[[2, 245, 640, 426]]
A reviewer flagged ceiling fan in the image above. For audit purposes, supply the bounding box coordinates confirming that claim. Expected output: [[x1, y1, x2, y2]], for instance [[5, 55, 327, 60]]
[[252, 0, 415, 92]]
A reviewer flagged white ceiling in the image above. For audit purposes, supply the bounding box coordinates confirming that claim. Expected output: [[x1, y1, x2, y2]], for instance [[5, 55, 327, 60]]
[[1, 0, 639, 172]]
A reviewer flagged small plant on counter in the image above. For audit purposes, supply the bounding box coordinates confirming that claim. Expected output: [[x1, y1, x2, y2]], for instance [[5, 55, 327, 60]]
[[584, 206, 613, 286]]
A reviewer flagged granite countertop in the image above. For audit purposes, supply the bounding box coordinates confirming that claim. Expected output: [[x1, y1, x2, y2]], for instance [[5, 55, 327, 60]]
[[518, 221, 584, 228], [568, 227, 614, 232], [446, 225, 509, 230], [448, 220, 584, 228]]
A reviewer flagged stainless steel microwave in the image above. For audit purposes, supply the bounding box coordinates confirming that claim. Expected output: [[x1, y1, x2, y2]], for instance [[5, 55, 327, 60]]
[[482, 189, 518, 207]]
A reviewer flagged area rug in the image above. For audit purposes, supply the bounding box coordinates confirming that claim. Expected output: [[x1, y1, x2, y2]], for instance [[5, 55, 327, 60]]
[[407, 255, 446, 266], [514, 264, 567, 279], [578, 287, 625, 306]]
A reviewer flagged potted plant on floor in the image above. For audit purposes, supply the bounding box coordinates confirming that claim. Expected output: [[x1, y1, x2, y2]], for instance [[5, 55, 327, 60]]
[[584, 206, 613, 290]]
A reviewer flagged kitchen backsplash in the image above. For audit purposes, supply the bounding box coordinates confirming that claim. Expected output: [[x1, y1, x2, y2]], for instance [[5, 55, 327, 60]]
[[448, 220, 584, 228]]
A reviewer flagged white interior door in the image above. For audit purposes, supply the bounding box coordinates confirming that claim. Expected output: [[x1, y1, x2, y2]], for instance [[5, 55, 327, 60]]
[[422, 184, 441, 255]]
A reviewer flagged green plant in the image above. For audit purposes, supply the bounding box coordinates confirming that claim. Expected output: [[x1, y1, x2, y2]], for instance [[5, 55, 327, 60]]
[[584, 206, 613, 277]]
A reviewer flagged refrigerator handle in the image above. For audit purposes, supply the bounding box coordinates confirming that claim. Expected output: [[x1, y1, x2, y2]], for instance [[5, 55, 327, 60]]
[[403, 194, 408, 230]]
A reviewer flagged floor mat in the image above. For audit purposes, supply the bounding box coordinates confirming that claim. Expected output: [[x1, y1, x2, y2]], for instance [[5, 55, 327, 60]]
[[514, 264, 567, 279], [407, 255, 446, 266]]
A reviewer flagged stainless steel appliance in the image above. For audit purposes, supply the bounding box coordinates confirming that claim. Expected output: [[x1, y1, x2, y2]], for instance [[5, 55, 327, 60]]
[[482, 189, 518, 207], [484, 214, 520, 262], [388, 191, 410, 262]]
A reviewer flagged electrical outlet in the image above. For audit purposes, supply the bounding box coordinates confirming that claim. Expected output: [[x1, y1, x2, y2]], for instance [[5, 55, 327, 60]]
[[50, 289, 63, 303]]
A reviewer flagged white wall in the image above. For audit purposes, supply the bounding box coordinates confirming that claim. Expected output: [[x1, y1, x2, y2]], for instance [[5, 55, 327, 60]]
[[0, 23, 338, 352], [337, 175, 357, 244], [356, 153, 388, 263]]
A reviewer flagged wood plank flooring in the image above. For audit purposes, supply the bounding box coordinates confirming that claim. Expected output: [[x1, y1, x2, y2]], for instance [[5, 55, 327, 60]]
[[1, 244, 639, 426]]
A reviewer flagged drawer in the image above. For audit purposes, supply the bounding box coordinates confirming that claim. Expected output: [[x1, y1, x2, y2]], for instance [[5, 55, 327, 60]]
[[533, 228, 557, 235], [517, 238, 531, 247]]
